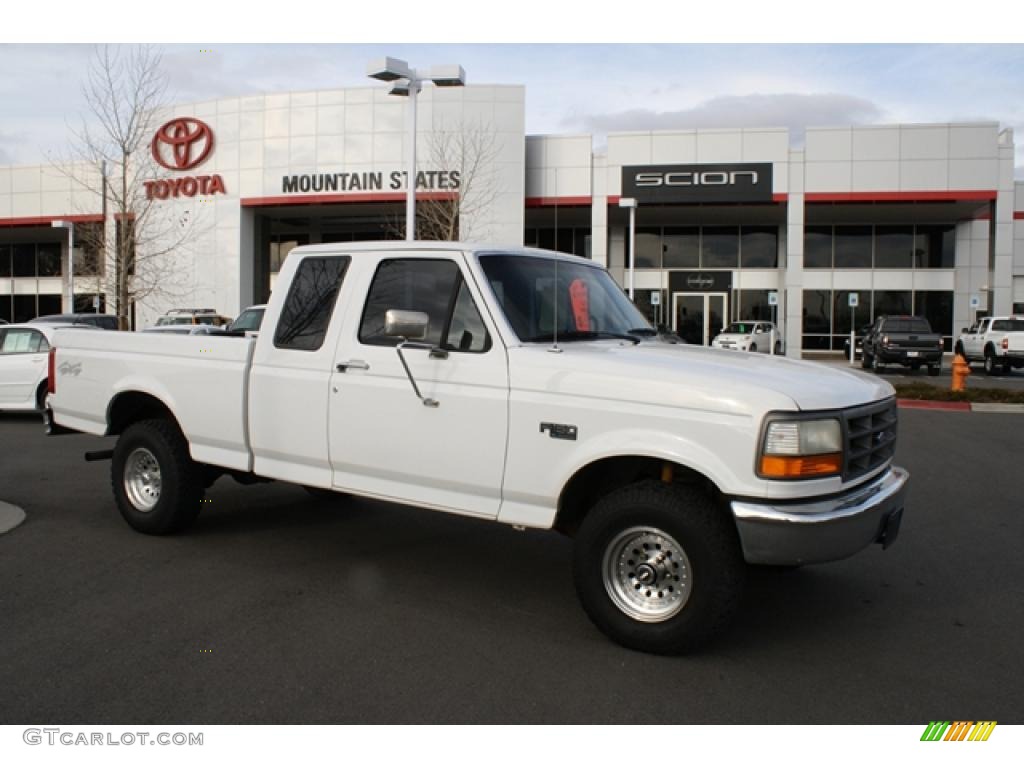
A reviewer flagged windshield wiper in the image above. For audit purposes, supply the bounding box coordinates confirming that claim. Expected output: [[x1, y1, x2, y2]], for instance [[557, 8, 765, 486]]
[[525, 330, 641, 344], [626, 327, 658, 337]]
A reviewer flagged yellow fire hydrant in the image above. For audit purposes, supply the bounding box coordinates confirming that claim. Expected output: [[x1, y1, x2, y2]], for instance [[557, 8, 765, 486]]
[[951, 353, 971, 392]]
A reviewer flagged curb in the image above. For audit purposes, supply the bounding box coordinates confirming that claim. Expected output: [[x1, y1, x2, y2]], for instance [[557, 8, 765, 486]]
[[897, 399, 1024, 413], [0, 501, 26, 535]]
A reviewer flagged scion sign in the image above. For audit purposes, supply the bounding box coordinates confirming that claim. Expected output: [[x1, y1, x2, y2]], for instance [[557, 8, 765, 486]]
[[623, 163, 773, 204]]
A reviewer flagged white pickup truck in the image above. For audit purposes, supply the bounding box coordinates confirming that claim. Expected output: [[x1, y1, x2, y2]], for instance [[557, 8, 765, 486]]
[[44, 242, 908, 654], [955, 316, 1024, 375]]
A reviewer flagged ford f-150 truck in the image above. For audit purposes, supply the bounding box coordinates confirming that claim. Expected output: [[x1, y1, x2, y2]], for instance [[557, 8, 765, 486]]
[[44, 243, 908, 654], [955, 316, 1024, 375]]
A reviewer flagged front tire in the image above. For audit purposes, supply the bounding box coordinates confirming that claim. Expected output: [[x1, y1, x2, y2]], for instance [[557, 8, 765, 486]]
[[111, 419, 202, 535], [572, 480, 745, 654], [872, 354, 886, 374]]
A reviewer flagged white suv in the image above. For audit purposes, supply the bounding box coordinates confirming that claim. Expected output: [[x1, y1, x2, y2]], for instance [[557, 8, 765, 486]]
[[712, 321, 782, 354]]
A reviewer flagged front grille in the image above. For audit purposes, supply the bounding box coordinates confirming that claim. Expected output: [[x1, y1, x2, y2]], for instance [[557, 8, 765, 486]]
[[842, 398, 898, 481]]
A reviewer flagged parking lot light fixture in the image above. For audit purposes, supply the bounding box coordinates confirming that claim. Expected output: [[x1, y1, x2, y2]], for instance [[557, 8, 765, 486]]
[[618, 198, 637, 299], [367, 57, 466, 241]]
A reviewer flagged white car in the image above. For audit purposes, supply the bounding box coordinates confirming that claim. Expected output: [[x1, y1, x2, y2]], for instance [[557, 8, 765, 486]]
[[712, 321, 782, 354], [0, 323, 97, 412]]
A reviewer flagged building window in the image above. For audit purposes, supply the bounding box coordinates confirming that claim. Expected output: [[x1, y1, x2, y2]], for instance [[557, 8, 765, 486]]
[[75, 222, 105, 277], [525, 227, 591, 259], [270, 236, 309, 274], [914, 290, 954, 351], [701, 226, 739, 269], [13, 244, 36, 277], [740, 226, 778, 268], [634, 228, 662, 269], [834, 225, 872, 269], [803, 226, 833, 269], [915, 225, 955, 269], [802, 289, 832, 351], [873, 290, 912, 317], [36, 242, 62, 277], [662, 227, 699, 269], [874, 226, 914, 269], [0, 245, 9, 278], [738, 289, 774, 321]]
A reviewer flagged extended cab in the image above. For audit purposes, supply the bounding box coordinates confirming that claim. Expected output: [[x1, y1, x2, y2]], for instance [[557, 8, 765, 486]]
[[861, 315, 943, 375], [955, 316, 1024, 375], [45, 243, 909, 654]]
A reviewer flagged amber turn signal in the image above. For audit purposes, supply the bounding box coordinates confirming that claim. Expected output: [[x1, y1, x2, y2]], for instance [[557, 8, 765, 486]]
[[760, 453, 842, 479]]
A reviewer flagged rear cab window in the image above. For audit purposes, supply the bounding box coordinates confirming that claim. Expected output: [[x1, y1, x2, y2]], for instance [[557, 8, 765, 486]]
[[274, 256, 352, 351]]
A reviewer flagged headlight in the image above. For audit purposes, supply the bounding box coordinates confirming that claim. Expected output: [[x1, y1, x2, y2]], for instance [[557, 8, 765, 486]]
[[759, 418, 842, 479]]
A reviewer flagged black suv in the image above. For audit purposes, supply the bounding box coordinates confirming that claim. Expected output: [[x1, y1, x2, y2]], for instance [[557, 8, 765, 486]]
[[861, 315, 943, 375]]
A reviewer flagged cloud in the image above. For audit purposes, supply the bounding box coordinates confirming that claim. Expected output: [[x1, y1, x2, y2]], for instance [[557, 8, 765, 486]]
[[565, 92, 886, 143]]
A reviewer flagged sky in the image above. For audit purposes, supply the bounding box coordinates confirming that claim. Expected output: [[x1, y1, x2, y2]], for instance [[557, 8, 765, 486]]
[[2, 43, 1024, 172]]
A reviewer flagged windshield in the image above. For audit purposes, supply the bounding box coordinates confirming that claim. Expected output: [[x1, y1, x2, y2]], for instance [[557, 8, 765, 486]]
[[724, 322, 758, 335], [479, 253, 652, 343], [230, 308, 265, 332]]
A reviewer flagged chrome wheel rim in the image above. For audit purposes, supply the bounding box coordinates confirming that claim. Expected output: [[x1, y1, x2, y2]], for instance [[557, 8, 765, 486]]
[[124, 447, 162, 512], [602, 526, 692, 622]]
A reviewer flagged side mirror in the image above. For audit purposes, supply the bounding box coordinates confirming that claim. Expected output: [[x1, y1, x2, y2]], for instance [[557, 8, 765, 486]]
[[385, 309, 429, 340]]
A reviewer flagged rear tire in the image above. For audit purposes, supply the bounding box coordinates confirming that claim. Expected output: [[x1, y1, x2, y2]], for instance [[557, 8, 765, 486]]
[[572, 480, 745, 655], [928, 365, 941, 377], [111, 419, 202, 535], [984, 350, 996, 376], [749, 343, 757, 353], [861, 352, 872, 370], [774, 341, 782, 355], [35, 380, 48, 412]]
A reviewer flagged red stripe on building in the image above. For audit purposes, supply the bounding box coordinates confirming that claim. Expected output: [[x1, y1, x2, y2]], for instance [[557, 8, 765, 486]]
[[0, 214, 104, 228], [240, 192, 457, 208], [1014, 212, 1024, 220], [606, 194, 788, 205], [805, 190, 997, 203], [526, 196, 592, 207]]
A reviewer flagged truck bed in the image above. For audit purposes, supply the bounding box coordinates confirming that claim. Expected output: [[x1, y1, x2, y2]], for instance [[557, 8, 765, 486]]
[[50, 330, 257, 472]]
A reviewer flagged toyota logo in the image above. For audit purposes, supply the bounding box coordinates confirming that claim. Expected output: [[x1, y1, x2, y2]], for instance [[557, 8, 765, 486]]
[[151, 117, 215, 171]]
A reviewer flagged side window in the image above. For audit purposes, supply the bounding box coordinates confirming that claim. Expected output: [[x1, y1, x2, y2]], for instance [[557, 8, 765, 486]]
[[274, 256, 351, 351], [359, 259, 491, 353], [1, 329, 46, 354]]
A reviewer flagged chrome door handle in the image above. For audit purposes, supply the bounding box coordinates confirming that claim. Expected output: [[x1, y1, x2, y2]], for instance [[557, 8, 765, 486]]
[[336, 360, 370, 372]]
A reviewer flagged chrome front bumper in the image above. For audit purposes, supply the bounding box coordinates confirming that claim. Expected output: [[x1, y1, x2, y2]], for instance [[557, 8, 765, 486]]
[[731, 467, 909, 566]]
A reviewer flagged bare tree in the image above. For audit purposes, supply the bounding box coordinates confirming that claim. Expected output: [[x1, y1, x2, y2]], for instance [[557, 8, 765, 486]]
[[57, 45, 201, 329], [387, 121, 503, 242]]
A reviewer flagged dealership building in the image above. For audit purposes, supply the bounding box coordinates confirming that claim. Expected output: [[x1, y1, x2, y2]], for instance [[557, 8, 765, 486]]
[[2, 82, 1024, 355]]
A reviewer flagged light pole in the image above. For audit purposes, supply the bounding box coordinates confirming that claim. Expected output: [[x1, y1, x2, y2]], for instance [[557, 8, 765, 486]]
[[618, 197, 637, 299], [367, 57, 466, 241], [51, 220, 75, 312]]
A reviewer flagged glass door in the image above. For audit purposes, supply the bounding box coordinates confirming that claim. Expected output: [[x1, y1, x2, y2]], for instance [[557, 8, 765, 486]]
[[672, 292, 728, 345]]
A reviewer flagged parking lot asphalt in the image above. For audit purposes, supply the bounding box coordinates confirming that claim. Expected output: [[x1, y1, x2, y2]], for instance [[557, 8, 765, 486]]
[[0, 408, 1022, 725], [814, 356, 1024, 392]]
